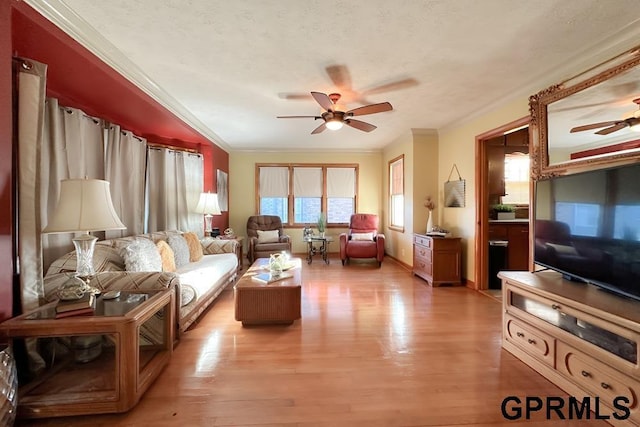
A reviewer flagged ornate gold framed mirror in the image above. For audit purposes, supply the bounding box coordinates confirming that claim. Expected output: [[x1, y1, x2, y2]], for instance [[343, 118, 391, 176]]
[[530, 45, 640, 179]]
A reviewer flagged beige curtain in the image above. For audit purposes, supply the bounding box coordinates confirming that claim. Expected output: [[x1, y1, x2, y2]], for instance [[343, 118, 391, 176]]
[[180, 152, 204, 236], [40, 99, 104, 272], [14, 57, 47, 374], [146, 147, 203, 233], [15, 58, 46, 312], [105, 125, 147, 239]]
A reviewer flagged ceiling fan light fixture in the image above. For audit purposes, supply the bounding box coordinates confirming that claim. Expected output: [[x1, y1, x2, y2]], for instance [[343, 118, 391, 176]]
[[326, 119, 343, 130]]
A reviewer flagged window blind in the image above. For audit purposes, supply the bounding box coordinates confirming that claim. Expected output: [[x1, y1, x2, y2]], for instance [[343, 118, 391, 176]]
[[259, 167, 289, 197], [327, 167, 355, 198], [294, 167, 322, 197]]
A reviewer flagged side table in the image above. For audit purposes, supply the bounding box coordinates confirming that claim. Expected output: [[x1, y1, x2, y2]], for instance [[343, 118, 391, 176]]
[[303, 235, 333, 264], [0, 289, 174, 419]]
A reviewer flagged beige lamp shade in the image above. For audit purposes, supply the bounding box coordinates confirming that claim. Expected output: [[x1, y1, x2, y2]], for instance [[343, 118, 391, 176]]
[[195, 192, 221, 215], [42, 178, 126, 233]]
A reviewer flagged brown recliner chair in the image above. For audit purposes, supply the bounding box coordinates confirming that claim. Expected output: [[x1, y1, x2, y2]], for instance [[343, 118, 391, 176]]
[[339, 214, 385, 267], [246, 215, 291, 263]]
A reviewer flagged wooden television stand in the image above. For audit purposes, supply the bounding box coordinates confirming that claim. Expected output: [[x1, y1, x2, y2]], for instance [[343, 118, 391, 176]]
[[500, 270, 640, 426]]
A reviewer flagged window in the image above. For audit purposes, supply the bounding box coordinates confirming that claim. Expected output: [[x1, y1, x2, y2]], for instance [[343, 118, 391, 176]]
[[502, 153, 530, 205], [555, 202, 600, 237], [389, 155, 404, 229], [257, 164, 357, 226], [614, 205, 640, 241]]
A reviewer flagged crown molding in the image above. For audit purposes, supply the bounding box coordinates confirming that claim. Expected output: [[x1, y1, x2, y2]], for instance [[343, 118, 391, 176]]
[[23, 0, 230, 151]]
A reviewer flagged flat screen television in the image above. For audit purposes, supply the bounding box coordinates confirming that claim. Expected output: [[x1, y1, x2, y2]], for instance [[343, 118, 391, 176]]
[[534, 162, 640, 302]]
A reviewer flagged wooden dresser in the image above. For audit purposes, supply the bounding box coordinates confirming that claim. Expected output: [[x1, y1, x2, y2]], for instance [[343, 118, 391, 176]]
[[413, 234, 462, 286]]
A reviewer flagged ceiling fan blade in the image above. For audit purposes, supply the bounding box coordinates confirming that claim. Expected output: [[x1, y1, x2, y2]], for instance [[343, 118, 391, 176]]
[[361, 78, 419, 96], [311, 92, 334, 111], [570, 121, 620, 133], [347, 102, 393, 117], [596, 122, 628, 135], [278, 92, 313, 100], [325, 64, 352, 90], [345, 119, 376, 132], [311, 122, 327, 134], [277, 115, 320, 119]]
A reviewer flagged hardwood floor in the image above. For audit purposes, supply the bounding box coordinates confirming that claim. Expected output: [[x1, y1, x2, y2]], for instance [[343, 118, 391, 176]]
[[19, 256, 609, 426]]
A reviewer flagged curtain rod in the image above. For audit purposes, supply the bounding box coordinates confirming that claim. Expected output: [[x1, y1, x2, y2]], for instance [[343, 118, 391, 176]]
[[148, 143, 200, 154]]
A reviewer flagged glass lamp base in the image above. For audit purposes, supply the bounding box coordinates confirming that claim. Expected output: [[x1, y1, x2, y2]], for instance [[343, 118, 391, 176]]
[[56, 233, 101, 299], [73, 233, 97, 278], [204, 214, 213, 236]]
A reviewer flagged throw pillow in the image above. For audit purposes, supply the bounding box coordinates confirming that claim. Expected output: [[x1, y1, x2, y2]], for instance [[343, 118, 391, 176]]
[[120, 238, 163, 272], [257, 229, 280, 243], [180, 284, 197, 307], [167, 235, 190, 268], [156, 240, 176, 272], [183, 232, 204, 262], [351, 232, 374, 241]]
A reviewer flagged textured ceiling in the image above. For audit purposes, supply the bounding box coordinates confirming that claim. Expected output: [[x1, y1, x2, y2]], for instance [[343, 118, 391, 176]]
[[26, 0, 640, 152]]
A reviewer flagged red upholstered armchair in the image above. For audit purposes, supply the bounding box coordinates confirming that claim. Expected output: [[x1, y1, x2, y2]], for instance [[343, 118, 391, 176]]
[[339, 214, 385, 267]]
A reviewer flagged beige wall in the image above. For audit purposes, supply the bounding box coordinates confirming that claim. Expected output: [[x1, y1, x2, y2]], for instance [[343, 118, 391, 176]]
[[438, 97, 529, 284], [229, 151, 382, 256], [382, 130, 413, 264], [381, 129, 438, 266]]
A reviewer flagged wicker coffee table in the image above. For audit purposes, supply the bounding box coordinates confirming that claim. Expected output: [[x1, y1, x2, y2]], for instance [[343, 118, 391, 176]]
[[234, 257, 302, 326]]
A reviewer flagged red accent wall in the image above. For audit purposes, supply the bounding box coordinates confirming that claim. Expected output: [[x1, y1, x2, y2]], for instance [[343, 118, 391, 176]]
[[1, 2, 229, 319]]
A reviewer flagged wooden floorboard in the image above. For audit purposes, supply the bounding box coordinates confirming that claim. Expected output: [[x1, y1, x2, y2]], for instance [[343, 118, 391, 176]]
[[18, 256, 610, 426]]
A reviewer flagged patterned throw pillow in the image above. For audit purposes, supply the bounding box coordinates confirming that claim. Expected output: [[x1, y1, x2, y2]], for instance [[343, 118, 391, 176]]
[[257, 229, 279, 243], [156, 240, 176, 272], [182, 232, 204, 262], [167, 235, 190, 268], [120, 238, 163, 272]]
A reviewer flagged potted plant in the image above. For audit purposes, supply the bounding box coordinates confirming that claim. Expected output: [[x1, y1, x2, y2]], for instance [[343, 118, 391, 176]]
[[492, 204, 516, 220], [317, 213, 326, 237]]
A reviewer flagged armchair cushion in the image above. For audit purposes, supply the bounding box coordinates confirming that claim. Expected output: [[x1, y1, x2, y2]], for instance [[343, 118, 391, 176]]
[[351, 232, 375, 241], [257, 229, 280, 243]]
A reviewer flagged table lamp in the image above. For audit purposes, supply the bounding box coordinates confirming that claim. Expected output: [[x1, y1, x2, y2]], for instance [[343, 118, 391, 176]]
[[42, 178, 126, 298], [195, 192, 221, 237]]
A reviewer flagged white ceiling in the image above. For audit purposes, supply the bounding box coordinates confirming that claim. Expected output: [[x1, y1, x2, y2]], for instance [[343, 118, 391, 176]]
[[26, 0, 640, 152]]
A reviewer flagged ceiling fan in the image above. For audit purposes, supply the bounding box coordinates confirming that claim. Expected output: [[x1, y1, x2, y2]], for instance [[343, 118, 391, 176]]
[[277, 91, 393, 134], [570, 98, 640, 135]]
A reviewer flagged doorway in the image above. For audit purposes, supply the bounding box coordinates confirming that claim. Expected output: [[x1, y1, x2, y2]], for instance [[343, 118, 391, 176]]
[[474, 116, 531, 291]]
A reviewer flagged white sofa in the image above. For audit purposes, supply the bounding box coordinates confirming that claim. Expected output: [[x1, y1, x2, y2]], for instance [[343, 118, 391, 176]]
[[43, 230, 238, 336]]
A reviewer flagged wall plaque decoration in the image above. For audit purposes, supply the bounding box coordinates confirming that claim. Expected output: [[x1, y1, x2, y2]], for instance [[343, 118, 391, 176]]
[[444, 164, 465, 208]]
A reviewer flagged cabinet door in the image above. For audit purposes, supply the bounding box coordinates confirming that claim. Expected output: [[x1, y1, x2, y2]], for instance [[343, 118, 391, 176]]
[[507, 224, 529, 270], [487, 145, 505, 197]]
